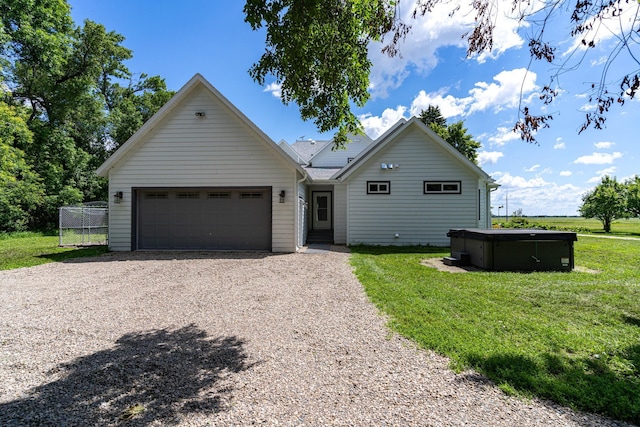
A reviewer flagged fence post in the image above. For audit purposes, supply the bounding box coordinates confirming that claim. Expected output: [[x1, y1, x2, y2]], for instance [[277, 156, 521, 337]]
[[59, 208, 62, 246]]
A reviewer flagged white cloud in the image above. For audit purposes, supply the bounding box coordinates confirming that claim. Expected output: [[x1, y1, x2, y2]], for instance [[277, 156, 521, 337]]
[[487, 126, 521, 147], [562, 1, 639, 57], [596, 166, 617, 175], [264, 82, 282, 98], [560, 170, 573, 177], [579, 103, 596, 112], [467, 69, 538, 115], [498, 173, 547, 189], [590, 56, 608, 66], [594, 141, 615, 149], [367, 2, 526, 98], [574, 152, 623, 165], [524, 164, 540, 172], [539, 167, 553, 176], [409, 89, 470, 118], [392, 68, 538, 130], [587, 166, 617, 183], [477, 150, 504, 166], [554, 142, 566, 149], [360, 106, 408, 139], [492, 173, 585, 215]]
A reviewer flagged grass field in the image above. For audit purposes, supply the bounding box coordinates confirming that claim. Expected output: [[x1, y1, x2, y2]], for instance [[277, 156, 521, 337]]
[[0, 231, 108, 270], [351, 236, 640, 424], [493, 216, 640, 237]]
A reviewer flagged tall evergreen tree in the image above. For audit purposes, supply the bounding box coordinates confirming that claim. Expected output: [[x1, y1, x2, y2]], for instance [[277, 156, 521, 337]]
[[418, 105, 481, 164]]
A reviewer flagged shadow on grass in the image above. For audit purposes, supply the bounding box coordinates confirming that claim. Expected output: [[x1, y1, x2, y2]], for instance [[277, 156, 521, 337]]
[[624, 315, 640, 328], [466, 347, 640, 425], [0, 324, 255, 426], [37, 245, 109, 263], [350, 245, 448, 256]]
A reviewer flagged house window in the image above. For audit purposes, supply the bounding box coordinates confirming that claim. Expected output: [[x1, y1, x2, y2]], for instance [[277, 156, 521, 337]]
[[177, 191, 200, 199], [424, 181, 461, 194], [367, 181, 390, 194]]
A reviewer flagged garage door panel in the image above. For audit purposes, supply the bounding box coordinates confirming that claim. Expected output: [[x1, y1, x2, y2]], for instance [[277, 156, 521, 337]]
[[138, 188, 271, 250]]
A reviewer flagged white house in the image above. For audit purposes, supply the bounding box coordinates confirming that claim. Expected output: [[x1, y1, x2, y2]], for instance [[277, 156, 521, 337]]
[[97, 74, 497, 252]]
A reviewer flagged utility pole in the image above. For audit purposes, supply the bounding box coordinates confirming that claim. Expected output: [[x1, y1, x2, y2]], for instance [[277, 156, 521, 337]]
[[506, 193, 509, 223]]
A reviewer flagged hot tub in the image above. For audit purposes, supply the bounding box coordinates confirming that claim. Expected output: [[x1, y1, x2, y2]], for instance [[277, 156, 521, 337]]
[[447, 228, 578, 272]]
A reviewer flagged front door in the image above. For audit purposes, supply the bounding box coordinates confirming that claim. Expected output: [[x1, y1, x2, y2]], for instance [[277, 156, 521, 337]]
[[312, 191, 332, 230]]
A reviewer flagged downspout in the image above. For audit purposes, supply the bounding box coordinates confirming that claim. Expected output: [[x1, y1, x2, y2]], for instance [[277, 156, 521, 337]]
[[488, 182, 499, 228], [296, 170, 309, 251]]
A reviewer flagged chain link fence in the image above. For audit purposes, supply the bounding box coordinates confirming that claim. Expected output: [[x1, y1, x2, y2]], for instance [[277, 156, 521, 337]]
[[59, 202, 108, 246]]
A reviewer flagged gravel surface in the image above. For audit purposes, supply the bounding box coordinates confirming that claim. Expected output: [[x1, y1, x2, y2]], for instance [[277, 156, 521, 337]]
[[0, 250, 632, 426]]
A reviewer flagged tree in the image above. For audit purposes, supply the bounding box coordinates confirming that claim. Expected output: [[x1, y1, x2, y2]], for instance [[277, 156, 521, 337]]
[[418, 105, 481, 163], [1, 0, 173, 229], [0, 102, 44, 232], [418, 105, 447, 128], [626, 176, 640, 217], [244, 0, 405, 147], [105, 74, 175, 150], [512, 208, 525, 218], [245, 0, 639, 145], [444, 121, 481, 164], [579, 176, 626, 233]]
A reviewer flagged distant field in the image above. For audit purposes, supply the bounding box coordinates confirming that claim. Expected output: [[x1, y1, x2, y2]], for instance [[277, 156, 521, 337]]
[[492, 216, 640, 237]]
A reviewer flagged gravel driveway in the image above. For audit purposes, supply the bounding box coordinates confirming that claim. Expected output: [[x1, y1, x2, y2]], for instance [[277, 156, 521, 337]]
[[0, 250, 629, 426]]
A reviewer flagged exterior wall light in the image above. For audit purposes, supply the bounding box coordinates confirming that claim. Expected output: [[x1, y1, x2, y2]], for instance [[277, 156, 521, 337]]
[[113, 191, 123, 204], [279, 190, 286, 203], [195, 111, 206, 117]]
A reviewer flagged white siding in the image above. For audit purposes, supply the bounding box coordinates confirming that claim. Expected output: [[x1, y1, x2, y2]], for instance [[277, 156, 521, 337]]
[[107, 84, 297, 252], [333, 183, 347, 244], [297, 176, 308, 247], [310, 136, 372, 168], [346, 127, 480, 246]]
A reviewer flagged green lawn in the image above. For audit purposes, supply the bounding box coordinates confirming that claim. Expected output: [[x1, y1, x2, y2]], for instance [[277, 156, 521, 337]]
[[0, 231, 108, 270], [351, 237, 640, 424], [494, 216, 640, 237]]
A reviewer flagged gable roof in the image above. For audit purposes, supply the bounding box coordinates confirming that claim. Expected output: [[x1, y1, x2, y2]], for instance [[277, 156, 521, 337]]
[[305, 133, 373, 164], [290, 139, 331, 162], [332, 116, 495, 183], [278, 140, 307, 164], [96, 73, 306, 177]]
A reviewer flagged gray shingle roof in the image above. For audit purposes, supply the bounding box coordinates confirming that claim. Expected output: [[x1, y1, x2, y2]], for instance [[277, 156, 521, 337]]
[[291, 139, 331, 161], [303, 167, 342, 180]]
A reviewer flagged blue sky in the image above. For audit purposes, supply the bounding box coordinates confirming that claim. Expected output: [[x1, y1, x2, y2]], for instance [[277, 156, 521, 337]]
[[69, 0, 639, 216]]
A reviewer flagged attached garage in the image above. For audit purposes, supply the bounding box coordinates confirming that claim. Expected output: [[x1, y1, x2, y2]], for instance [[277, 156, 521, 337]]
[[97, 75, 306, 253], [135, 188, 272, 250]]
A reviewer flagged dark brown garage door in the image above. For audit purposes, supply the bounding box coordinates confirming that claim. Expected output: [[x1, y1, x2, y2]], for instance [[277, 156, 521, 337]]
[[136, 188, 271, 250]]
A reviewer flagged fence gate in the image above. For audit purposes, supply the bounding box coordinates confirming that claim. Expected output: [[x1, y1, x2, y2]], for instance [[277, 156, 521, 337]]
[[59, 202, 108, 246]]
